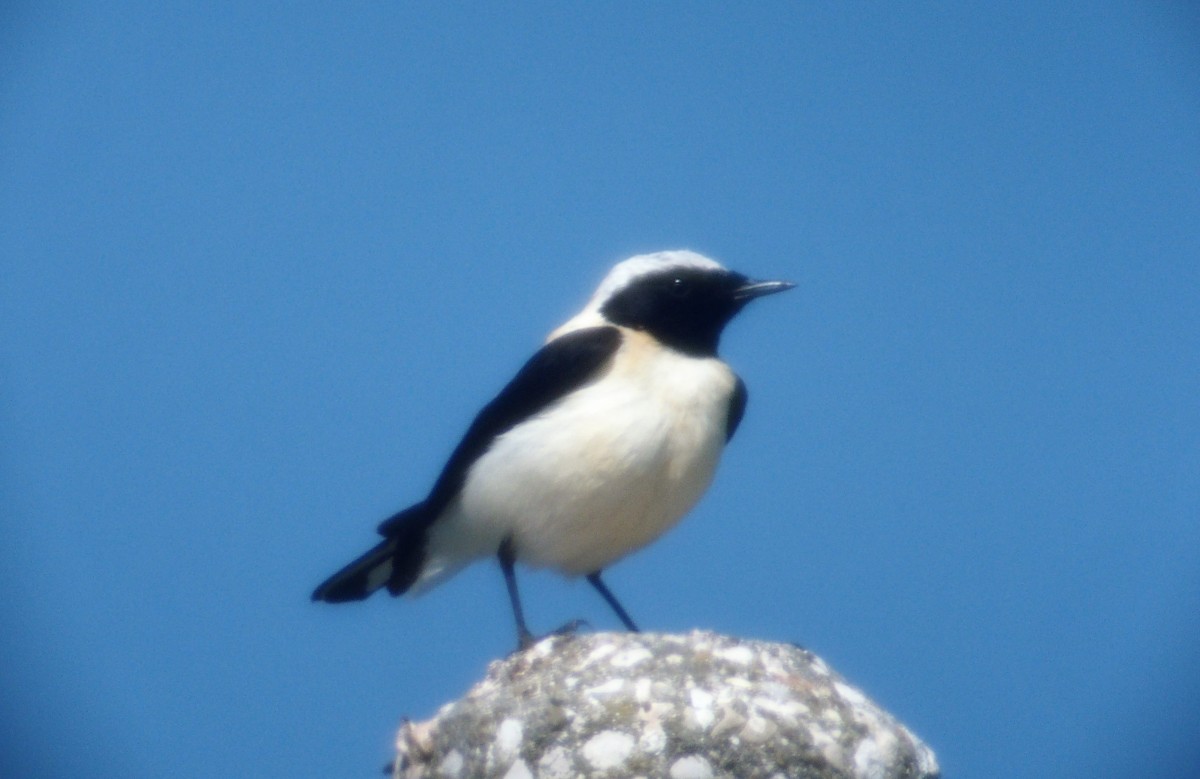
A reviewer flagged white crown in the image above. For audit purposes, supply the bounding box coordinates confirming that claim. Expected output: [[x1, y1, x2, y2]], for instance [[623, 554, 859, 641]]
[[548, 250, 726, 340], [586, 250, 725, 309]]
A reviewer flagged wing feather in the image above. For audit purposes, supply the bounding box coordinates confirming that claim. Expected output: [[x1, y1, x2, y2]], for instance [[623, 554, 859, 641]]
[[725, 376, 748, 442]]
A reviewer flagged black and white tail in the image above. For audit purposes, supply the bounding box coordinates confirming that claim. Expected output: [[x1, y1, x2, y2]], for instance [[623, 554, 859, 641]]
[[311, 537, 400, 602], [311, 504, 430, 602]]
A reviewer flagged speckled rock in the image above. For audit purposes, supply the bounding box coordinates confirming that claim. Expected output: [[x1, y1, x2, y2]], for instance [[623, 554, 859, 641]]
[[393, 630, 938, 779]]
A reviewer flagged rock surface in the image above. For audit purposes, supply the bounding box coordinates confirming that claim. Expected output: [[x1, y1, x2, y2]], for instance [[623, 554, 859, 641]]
[[393, 630, 938, 779]]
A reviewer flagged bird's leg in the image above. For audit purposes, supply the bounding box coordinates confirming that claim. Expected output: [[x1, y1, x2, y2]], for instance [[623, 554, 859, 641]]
[[498, 538, 536, 650], [586, 571, 640, 632]]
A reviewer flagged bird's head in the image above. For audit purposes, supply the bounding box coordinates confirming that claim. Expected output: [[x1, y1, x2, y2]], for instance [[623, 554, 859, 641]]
[[576, 250, 794, 356]]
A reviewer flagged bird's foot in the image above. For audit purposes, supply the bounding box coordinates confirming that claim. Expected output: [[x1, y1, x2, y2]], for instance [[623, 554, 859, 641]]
[[551, 618, 588, 637], [513, 619, 589, 653]]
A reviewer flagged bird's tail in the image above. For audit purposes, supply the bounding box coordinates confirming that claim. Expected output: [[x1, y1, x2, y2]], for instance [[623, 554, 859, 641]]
[[311, 537, 399, 603], [312, 503, 430, 603]]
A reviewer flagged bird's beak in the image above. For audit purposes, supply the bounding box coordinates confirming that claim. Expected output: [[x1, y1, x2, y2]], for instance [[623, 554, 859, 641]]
[[733, 279, 797, 301]]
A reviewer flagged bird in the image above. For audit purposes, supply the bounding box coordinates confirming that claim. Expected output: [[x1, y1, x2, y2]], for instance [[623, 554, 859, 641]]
[[312, 250, 794, 649]]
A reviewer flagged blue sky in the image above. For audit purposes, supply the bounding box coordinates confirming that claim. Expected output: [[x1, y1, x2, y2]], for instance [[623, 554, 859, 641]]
[[2, 3, 1197, 777]]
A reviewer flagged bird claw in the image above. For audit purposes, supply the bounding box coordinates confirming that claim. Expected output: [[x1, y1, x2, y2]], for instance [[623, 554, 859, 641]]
[[513, 619, 590, 653], [551, 618, 589, 636]]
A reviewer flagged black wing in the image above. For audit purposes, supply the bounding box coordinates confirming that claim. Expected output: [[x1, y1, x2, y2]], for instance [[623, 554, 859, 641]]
[[725, 376, 748, 442], [317, 326, 622, 601], [377, 325, 622, 535]]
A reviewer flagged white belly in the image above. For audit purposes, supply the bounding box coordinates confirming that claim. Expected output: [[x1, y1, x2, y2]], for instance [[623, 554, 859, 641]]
[[413, 331, 737, 590]]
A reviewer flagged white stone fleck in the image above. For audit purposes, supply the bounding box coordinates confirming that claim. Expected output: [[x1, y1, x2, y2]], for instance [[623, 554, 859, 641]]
[[584, 678, 627, 698], [739, 715, 778, 743], [634, 677, 652, 702], [710, 708, 747, 739], [834, 681, 867, 707], [915, 740, 941, 774], [494, 719, 523, 763], [689, 688, 714, 709], [638, 721, 667, 753], [854, 729, 899, 778], [582, 730, 635, 770], [852, 706, 886, 734], [761, 655, 788, 677], [757, 681, 792, 701], [812, 732, 845, 770], [752, 697, 804, 727], [638, 700, 674, 728], [536, 746, 574, 779], [611, 647, 653, 667], [501, 759, 533, 779], [584, 643, 618, 665], [715, 645, 755, 665], [437, 749, 464, 778], [810, 656, 830, 675], [821, 708, 844, 727], [685, 705, 715, 730], [669, 755, 715, 779]]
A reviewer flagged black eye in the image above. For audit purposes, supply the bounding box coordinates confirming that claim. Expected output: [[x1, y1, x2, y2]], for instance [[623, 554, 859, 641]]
[[669, 276, 692, 297]]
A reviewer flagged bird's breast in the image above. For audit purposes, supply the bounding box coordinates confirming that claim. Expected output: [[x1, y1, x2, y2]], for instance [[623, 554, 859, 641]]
[[453, 330, 739, 574]]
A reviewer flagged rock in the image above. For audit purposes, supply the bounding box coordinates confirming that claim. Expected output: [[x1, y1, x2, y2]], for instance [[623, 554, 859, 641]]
[[393, 630, 938, 779]]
